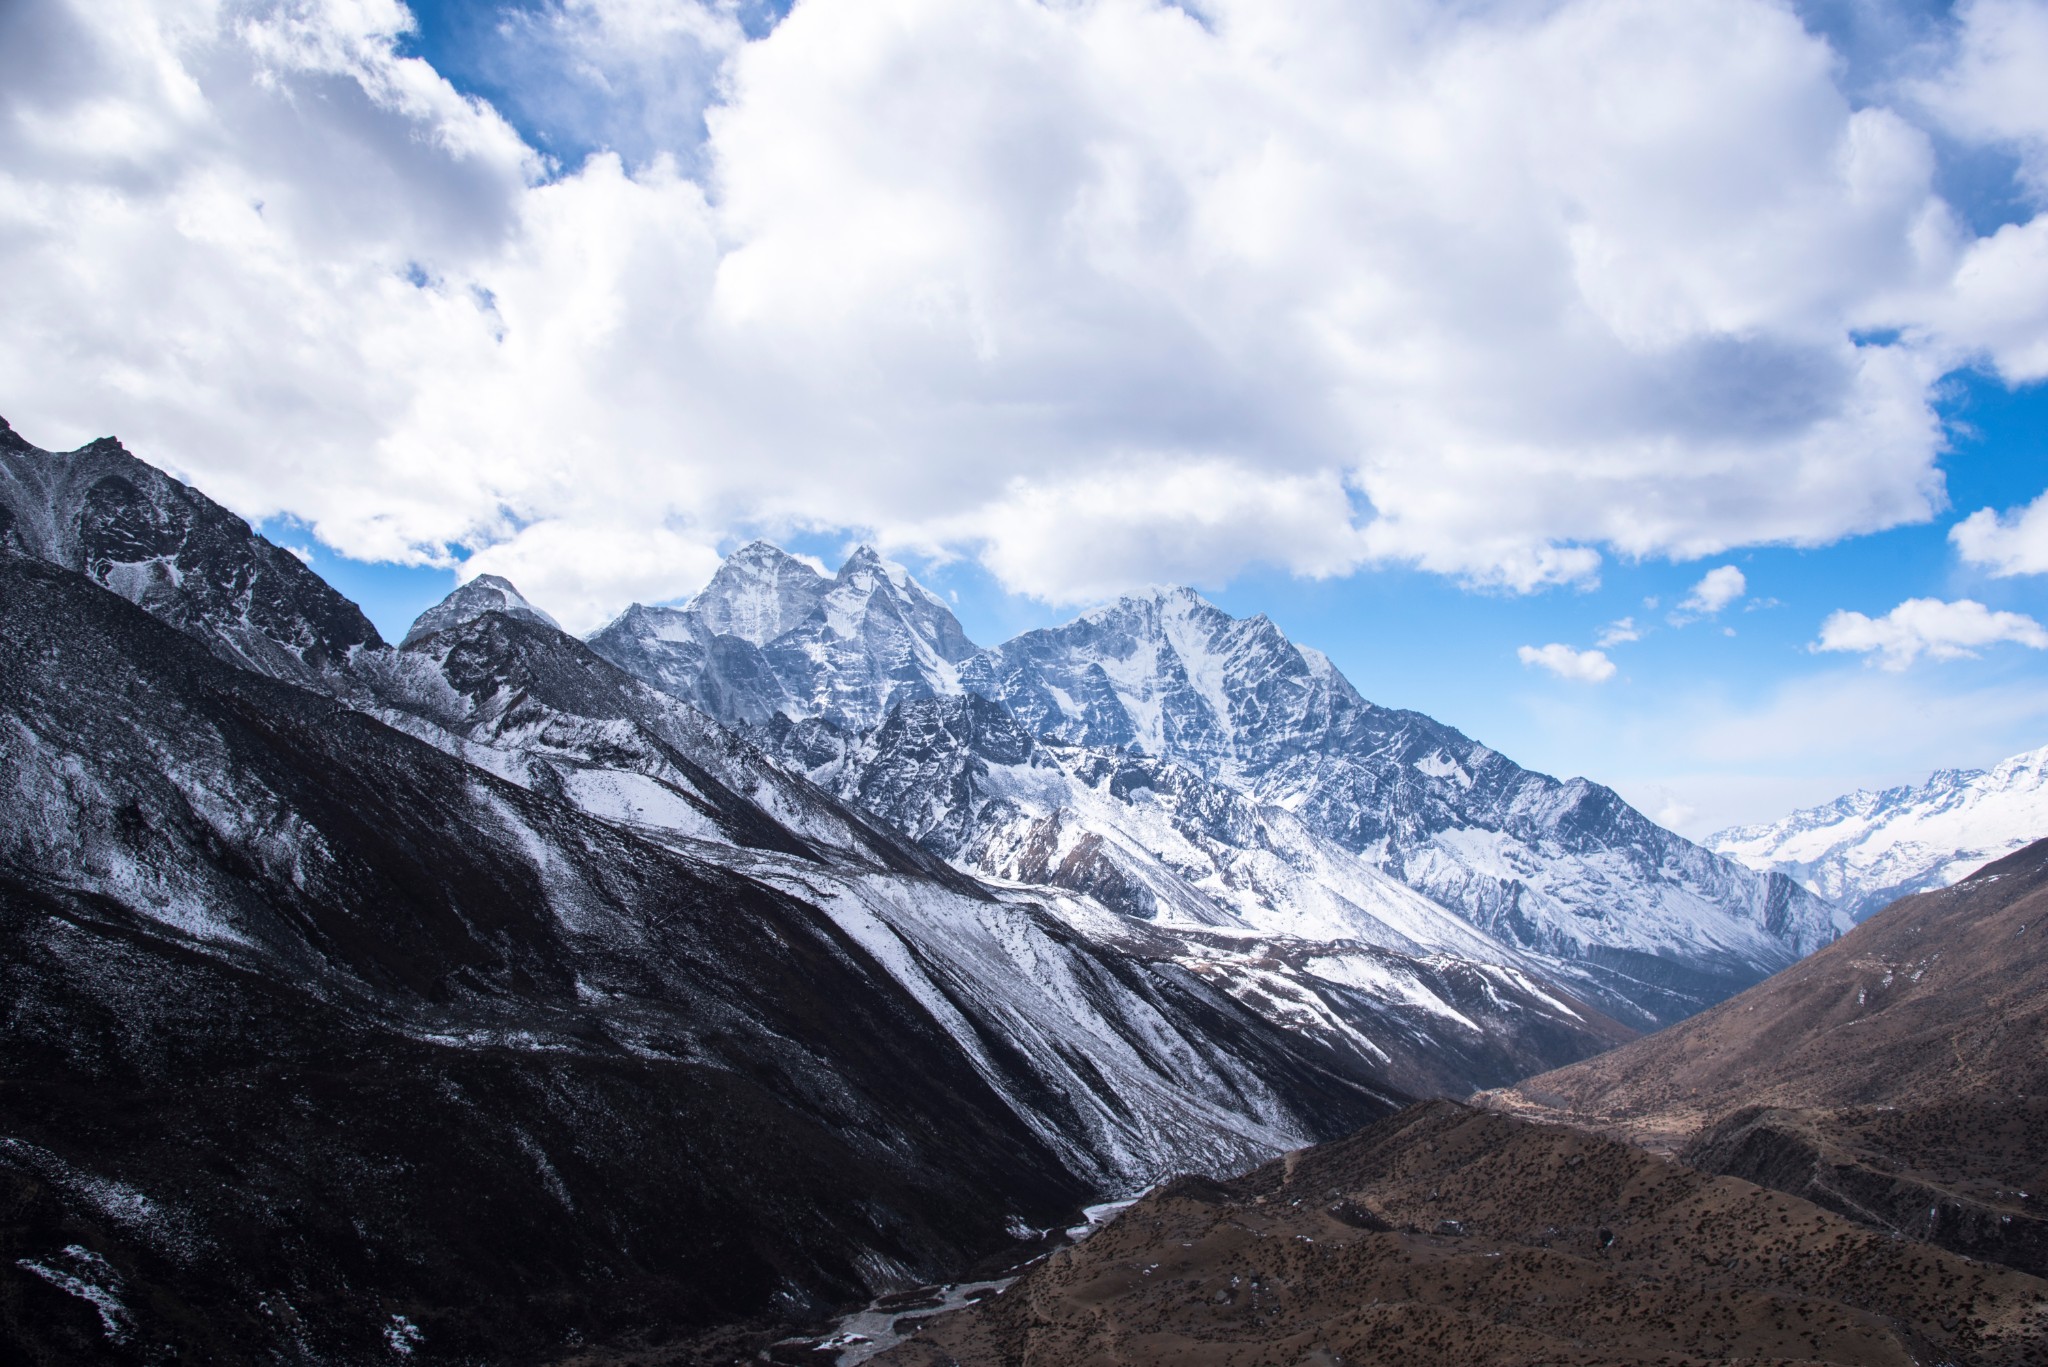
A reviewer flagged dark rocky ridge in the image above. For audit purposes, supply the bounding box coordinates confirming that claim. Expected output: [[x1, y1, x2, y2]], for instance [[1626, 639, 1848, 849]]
[[0, 555, 1094, 1361], [0, 415, 381, 688]]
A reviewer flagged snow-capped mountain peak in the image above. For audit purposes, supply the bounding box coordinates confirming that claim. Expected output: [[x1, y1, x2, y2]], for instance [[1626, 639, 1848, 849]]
[[401, 573, 559, 649], [585, 541, 979, 731], [963, 583, 1322, 771], [823, 545, 979, 660], [689, 540, 828, 646], [1710, 743, 2048, 919]]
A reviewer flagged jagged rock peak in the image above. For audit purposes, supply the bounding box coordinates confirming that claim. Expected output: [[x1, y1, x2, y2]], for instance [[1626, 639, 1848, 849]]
[[0, 413, 35, 455], [691, 540, 830, 646], [0, 416, 385, 677], [825, 543, 979, 662], [402, 573, 561, 649]]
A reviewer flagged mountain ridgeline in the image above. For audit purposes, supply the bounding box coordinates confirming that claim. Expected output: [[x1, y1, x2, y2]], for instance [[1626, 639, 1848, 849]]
[[591, 539, 1844, 1029], [1711, 743, 2048, 920]]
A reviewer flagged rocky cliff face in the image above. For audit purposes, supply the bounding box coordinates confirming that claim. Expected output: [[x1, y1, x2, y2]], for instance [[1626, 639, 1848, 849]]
[[0, 415, 381, 688]]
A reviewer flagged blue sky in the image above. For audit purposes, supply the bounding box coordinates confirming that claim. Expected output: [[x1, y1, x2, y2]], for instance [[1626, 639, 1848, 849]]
[[9, 0, 2048, 836]]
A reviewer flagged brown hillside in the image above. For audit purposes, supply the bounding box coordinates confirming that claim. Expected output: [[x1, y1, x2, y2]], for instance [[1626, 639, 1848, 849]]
[[874, 1101, 2048, 1367], [1485, 837, 2048, 1273]]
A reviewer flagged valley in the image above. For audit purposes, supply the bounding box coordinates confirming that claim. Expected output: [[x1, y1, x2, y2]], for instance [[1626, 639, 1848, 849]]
[[2, 415, 2042, 1365]]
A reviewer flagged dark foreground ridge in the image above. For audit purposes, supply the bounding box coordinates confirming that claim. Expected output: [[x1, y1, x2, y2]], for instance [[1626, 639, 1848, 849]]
[[877, 1100, 2048, 1367], [0, 555, 1091, 1363]]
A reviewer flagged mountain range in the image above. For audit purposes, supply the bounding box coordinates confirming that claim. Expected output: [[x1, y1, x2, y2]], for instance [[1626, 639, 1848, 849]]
[[1711, 744, 2048, 919], [0, 416, 1618, 1361], [591, 539, 1844, 1029], [8, 412, 2028, 1364]]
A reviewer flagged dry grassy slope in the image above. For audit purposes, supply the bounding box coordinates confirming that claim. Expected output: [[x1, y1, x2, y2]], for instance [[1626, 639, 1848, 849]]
[[875, 1101, 2048, 1367], [1482, 838, 2048, 1275], [1487, 838, 2048, 1141]]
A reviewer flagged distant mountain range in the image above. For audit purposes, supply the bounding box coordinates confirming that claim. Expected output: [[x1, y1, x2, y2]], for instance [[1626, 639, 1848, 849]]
[[1710, 745, 2048, 920], [592, 540, 1845, 1029]]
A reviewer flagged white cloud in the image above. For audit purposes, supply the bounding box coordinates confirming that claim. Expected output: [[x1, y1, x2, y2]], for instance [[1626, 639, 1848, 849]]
[[1596, 616, 1642, 647], [462, 518, 726, 635], [1517, 643, 1617, 683], [1953, 487, 2048, 575], [1912, 0, 2048, 200], [1643, 789, 1698, 833], [944, 460, 1372, 606], [1813, 596, 2048, 669], [1892, 0, 2048, 382], [1678, 565, 1747, 617], [0, 0, 2042, 624]]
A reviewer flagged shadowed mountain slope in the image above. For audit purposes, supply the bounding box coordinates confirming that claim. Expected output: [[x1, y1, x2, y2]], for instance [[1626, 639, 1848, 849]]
[[0, 554, 1105, 1362]]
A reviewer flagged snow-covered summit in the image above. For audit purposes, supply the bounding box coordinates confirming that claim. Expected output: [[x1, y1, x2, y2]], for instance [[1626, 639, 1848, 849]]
[[401, 574, 560, 649], [962, 584, 1337, 776], [1709, 744, 2048, 919], [688, 540, 829, 646], [587, 542, 978, 730]]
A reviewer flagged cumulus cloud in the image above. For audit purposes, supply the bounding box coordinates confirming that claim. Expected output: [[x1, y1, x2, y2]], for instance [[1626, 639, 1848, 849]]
[[1953, 487, 2048, 575], [1677, 565, 1748, 618], [1912, 0, 2048, 200], [1597, 616, 1642, 647], [1517, 643, 1618, 683], [1, 0, 2044, 625], [1813, 596, 2048, 669]]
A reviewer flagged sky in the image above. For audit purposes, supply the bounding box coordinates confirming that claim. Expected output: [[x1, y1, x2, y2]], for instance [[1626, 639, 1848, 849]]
[[3, 0, 2047, 838]]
